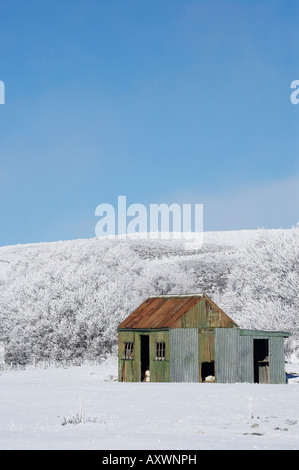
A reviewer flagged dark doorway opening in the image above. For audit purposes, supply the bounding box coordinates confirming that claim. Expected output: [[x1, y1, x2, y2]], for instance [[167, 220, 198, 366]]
[[141, 335, 150, 382], [201, 361, 215, 382], [254, 339, 269, 384]]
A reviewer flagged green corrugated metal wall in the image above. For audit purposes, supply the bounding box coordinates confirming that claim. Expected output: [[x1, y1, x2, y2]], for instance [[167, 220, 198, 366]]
[[215, 328, 287, 384], [170, 328, 199, 382], [215, 327, 239, 383], [238, 335, 254, 382], [118, 329, 171, 382], [118, 330, 141, 382], [149, 331, 171, 382], [269, 336, 286, 384]]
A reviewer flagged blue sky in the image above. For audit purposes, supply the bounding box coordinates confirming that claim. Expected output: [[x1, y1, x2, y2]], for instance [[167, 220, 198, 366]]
[[0, 0, 298, 245]]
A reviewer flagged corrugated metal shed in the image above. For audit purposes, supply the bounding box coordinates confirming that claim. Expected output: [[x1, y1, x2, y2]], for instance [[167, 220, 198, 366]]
[[117, 293, 290, 384]]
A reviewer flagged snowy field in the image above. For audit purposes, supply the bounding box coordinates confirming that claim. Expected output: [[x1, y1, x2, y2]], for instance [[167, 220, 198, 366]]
[[1, 360, 299, 450]]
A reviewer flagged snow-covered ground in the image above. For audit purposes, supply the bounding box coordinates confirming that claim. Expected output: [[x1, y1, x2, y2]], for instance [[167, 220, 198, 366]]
[[0, 360, 299, 450]]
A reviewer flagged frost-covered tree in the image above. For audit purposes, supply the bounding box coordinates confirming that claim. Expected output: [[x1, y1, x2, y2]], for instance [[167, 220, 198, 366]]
[[215, 228, 299, 357], [0, 238, 200, 364], [1, 229, 298, 365]]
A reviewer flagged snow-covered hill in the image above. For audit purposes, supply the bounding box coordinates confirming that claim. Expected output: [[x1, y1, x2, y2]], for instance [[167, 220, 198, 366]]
[[0, 228, 298, 364]]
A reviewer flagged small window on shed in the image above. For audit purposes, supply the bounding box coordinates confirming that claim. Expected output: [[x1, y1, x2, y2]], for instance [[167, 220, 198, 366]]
[[123, 342, 134, 360], [155, 342, 166, 361]]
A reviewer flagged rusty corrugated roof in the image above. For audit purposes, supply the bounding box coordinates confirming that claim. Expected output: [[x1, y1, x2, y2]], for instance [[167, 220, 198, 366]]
[[118, 294, 204, 329]]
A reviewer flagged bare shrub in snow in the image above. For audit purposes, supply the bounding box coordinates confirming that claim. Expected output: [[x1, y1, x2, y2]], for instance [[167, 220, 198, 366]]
[[61, 400, 111, 426]]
